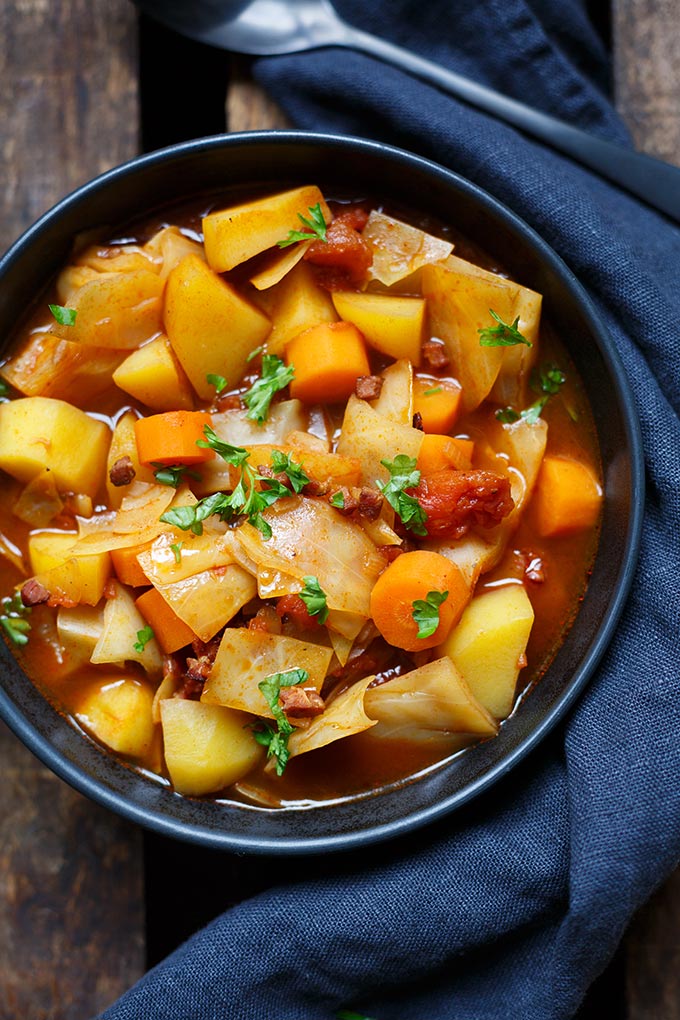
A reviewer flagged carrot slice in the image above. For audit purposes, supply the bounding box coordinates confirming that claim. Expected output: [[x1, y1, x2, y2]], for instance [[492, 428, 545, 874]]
[[135, 587, 195, 654], [532, 455, 603, 536], [286, 321, 370, 404], [134, 410, 214, 466], [417, 434, 474, 474], [413, 377, 462, 434], [370, 549, 469, 651], [110, 542, 153, 588]]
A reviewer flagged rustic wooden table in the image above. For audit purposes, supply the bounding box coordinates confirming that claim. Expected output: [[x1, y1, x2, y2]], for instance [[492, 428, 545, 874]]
[[0, 2, 678, 1017]]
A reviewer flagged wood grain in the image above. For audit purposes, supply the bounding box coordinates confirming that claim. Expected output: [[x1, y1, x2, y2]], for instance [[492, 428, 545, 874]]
[[612, 0, 680, 163], [227, 56, 291, 132], [0, 1, 145, 1015], [613, 2, 680, 1017]]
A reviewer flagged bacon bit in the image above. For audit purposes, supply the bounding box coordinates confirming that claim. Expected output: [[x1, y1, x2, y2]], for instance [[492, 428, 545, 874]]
[[412, 411, 424, 431], [279, 686, 325, 719], [20, 578, 50, 607], [355, 374, 384, 401], [257, 464, 293, 490], [191, 633, 222, 663], [422, 338, 450, 370], [411, 469, 514, 540], [330, 486, 359, 516], [276, 593, 322, 631], [304, 210, 373, 289], [357, 487, 384, 520], [302, 478, 330, 498], [378, 544, 404, 564], [517, 652, 528, 669], [109, 455, 136, 487]]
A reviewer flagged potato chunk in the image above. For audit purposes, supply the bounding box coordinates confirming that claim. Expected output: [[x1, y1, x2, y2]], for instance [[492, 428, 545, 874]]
[[113, 335, 195, 411], [164, 254, 271, 399], [331, 291, 426, 365], [439, 584, 535, 719], [76, 676, 156, 758], [203, 185, 330, 273], [160, 699, 263, 796], [0, 396, 110, 497]]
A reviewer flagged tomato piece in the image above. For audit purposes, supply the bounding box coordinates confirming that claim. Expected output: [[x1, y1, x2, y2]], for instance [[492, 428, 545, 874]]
[[411, 469, 514, 540]]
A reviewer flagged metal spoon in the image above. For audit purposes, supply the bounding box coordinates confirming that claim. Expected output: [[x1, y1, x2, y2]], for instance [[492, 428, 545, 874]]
[[136, 0, 680, 223]]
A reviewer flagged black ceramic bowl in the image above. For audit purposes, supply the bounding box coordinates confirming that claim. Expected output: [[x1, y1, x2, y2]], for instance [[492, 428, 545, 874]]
[[0, 131, 644, 854]]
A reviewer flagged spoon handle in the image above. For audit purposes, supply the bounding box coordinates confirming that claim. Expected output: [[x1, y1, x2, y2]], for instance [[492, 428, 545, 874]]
[[342, 24, 680, 222]]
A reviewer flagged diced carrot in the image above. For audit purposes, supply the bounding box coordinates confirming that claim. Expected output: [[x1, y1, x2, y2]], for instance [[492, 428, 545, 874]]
[[286, 321, 370, 404], [413, 377, 462, 434], [417, 434, 474, 475], [370, 549, 469, 651], [110, 542, 153, 588], [532, 455, 603, 537], [134, 410, 214, 466], [135, 587, 196, 654]]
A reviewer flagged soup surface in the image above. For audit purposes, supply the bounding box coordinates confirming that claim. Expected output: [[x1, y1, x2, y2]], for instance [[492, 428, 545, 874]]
[[0, 185, 602, 807]]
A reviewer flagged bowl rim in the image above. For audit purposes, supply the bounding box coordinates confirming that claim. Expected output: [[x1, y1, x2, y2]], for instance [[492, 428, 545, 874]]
[[0, 129, 645, 854]]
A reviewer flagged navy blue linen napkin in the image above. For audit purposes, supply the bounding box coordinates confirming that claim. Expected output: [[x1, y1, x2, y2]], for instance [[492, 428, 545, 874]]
[[99, 2, 680, 1017]]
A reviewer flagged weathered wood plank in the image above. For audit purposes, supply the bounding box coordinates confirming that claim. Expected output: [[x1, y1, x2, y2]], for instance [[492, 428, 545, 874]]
[[0, 1, 145, 1015], [227, 56, 291, 132], [613, 2, 680, 1018], [612, 0, 680, 163]]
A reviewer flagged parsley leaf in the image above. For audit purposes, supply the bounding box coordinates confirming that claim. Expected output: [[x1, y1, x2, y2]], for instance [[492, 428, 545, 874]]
[[478, 309, 531, 347], [277, 202, 328, 248], [246, 344, 264, 363], [164, 425, 294, 538], [329, 490, 345, 508], [49, 303, 77, 327], [270, 449, 310, 494], [133, 625, 154, 654], [256, 668, 308, 775], [152, 463, 201, 487], [206, 373, 228, 395], [299, 575, 329, 624], [412, 589, 449, 639], [0, 379, 10, 399], [170, 542, 183, 564], [496, 362, 566, 425], [377, 455, 427, 537], [243, 355, 295, 425], [0, 591, 32, 647], [423, 385, 443, 396]]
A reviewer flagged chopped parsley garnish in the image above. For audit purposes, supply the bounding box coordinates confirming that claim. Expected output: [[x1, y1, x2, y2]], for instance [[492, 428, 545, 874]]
[[153, 463, 201, 487], [206, 373, 228, 395], [270, 449, 310, 493], [48, 303, 77, 327], [0, 591, 31, 647], [299, 575, 329, 624], [329, 490, 345, 508], [133, 625, 154, 654], [423, 385, 443, 396], [243, 354, 295, 425], [377, 455, 427, 537], [170, 542, 183, 564], [277, 202, 328, 248], [478, 309, 531, 347], [495, 362, 566, 425], [160, 426, 292, 539], [246, 344, 264, 363], [412, 589, 449, 639], [254, 668, 308, 775], [0, 379, 10, 399]]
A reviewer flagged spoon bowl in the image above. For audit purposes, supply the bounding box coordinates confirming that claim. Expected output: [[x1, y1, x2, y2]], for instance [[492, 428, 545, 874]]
[[135, 0, 680, 222]]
